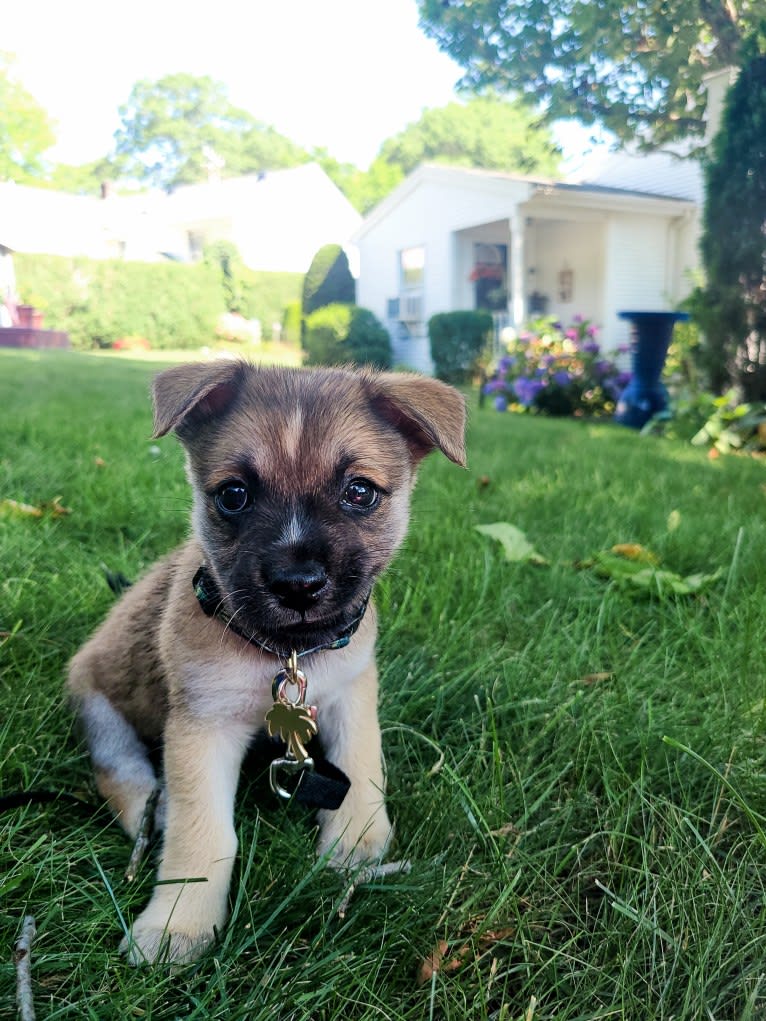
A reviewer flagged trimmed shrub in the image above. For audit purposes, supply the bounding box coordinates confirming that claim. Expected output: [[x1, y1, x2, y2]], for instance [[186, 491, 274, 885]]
[[304, 304, 392, 368], [428, 310, 493, 383], [302, 244, 355, 317]]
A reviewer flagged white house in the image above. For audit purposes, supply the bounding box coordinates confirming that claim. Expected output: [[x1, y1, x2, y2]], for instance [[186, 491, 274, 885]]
[[353, 69, 735, 373], [353, 165, 698, 372], [0, 163, 361, 274]]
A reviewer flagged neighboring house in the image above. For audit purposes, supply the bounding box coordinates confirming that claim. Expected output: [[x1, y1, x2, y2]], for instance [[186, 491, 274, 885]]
[[0, 162, 361, 274], [159, 163, 362, 272], [353, 69, 735, 374]]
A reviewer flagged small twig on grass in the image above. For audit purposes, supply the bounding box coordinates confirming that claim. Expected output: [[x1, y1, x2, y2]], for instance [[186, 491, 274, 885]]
[[336, 859, 411, 919], [14, 914, 37, 1021], [525, 995, 538, 1021], [125, 785, 161, 882]]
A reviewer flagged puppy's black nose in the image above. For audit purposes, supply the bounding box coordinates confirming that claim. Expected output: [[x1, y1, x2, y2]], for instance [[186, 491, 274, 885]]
[[268, 564, 327, 612]]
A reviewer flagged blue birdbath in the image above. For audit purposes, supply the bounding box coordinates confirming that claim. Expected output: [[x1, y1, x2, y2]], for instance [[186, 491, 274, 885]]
[[614, 310, 690, 429]]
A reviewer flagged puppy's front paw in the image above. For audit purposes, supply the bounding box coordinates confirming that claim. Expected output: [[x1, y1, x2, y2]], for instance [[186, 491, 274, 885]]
[[120, 904, 219, 965], [317, 807, 394, 869]]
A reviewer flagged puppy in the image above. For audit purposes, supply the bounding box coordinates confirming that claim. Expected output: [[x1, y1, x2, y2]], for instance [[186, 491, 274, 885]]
[[67, 360, 466, 964]]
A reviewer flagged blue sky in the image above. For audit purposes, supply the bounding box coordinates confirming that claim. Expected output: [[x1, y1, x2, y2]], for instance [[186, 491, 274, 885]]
[[5, 0, 607, 172]]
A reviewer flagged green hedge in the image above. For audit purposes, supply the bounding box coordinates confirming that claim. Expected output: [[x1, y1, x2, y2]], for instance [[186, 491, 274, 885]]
[[428, 310, 493, 383], [13, 252, 304, 348], [304, 304, 392, 369]]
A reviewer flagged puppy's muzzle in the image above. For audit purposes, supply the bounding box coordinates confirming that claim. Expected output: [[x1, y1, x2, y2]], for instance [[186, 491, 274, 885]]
[[265, 562, 328, 614]]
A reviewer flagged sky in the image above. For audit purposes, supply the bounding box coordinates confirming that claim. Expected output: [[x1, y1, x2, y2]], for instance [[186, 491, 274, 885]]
[[3, 0, 607, 174]]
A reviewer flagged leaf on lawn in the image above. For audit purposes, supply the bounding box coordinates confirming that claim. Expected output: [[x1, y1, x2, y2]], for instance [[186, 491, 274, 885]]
[[579, 672, 613, 685], [417, 939, 448, 985], [667, 510, 681, 533], [0, 498, 43, 518], [0, 496, 71, 519], [581, 546, 722, 597], [475, 523, 548, 565], [417, 925, 517, 985], [0, 495, 71, 519], [610, 543, 659, 564]]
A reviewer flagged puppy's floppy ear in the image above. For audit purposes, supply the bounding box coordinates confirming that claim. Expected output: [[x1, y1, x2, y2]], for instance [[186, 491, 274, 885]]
[[369, 372, 467, 467], [152, 360, 245, 438]]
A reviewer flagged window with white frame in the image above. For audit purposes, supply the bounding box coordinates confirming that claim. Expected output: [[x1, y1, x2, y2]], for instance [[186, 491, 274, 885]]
[[399, 246, 424, 323]]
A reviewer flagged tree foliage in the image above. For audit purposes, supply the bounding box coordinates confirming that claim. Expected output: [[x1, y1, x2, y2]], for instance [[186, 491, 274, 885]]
[[0, 52, 55, 182], [692, 44, 766, 400], [379, 93, 560, 177], [114, 73, 309, 190], [417, 0, 754, 149]]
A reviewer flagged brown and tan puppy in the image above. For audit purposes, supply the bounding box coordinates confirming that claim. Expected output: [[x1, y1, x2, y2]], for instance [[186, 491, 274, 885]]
[[67, 359, 465, 964]]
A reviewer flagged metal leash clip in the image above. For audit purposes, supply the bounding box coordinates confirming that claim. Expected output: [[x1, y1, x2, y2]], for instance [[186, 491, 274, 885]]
[[266, 650, 318, 799]]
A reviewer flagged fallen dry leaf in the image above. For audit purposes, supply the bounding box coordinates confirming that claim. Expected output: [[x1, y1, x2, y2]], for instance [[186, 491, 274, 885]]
[[611, 543, 659, 564], [417, 925, 517, 985], [417, 939, 448, 985], [579, 671, 614, 685], [42, 496, 71, 517], [0, 495, 71, 519], [0, 499, 43, 518], [94, 456, 107, 468]]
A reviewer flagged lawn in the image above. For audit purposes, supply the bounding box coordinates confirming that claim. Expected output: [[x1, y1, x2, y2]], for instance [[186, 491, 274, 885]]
[[2, 348, 766, 1020]]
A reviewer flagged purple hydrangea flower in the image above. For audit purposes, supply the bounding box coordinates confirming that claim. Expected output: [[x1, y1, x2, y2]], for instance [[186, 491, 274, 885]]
[[514, 377, 545, 406], [493, 395, 508, 412], [498, 355, 516, 371], [552, 370, 572, 386], [582, 341, 600, 355]]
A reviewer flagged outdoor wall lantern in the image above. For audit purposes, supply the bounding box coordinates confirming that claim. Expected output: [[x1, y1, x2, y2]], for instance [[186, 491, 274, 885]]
[[557, 267, 573, 302]]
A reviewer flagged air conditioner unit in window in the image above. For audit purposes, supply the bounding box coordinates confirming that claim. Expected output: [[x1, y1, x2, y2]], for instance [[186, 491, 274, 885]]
[[399, 293, 423, 322]]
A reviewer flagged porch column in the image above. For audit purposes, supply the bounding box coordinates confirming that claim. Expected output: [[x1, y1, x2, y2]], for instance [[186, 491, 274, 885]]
[[509, 210, 525, 328]]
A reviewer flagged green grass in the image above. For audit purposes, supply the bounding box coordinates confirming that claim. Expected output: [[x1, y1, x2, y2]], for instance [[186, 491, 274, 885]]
[[2, 348, 766, 1020]]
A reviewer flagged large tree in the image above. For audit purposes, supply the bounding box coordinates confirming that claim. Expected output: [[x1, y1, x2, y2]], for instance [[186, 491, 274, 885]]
[[417, 0, 754, 149], [693, 44, 766, 400], [324, 94, 560, 214], [114, 73, 309, 190], [378, 93, 560, 177], [0, 51, 55, 182]]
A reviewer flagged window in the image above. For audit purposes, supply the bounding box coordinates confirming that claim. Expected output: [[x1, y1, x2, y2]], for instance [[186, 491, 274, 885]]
[[400, 246, 425, 288], [399, 246, 424, 323]]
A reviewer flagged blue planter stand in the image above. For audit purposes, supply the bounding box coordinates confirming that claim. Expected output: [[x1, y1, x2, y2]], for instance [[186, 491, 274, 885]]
[[614, 310, 690, 429]]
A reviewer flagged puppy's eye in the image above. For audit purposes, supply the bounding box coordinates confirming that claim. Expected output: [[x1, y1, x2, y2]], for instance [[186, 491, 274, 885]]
[[215, 481, 251, 516], [341, 478, 379, 511]]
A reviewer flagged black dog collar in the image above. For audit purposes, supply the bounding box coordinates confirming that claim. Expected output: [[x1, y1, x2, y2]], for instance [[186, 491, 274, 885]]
[[192, 565, 369, 659]]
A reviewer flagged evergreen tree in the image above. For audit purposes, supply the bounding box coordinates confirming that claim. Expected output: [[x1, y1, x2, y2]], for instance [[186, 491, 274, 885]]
[[695, 42, 766, 399]]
